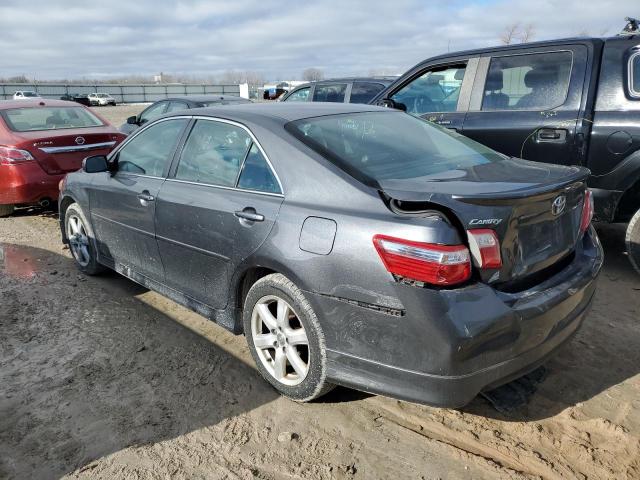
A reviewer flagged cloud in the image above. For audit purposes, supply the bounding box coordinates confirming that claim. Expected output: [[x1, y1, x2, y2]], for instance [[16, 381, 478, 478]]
[[0, 0, 635, 80]]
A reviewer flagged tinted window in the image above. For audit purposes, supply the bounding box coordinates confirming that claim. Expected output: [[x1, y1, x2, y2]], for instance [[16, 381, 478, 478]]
[[349, 82, 385, 104], [166, 101, 189, 113], [391, 66, 465, 115], [630, 52, 640, 97], [117, 119, 188, 176], [482, 51, 572, 110], [139, 102, 168, 123], [176, 120, 251, 187], [284, 87, 310, 102], [237, 143, 281, 193], [287, 111, 504, 187], [312, 83, 347, 102], [2, 107, 103, 132]]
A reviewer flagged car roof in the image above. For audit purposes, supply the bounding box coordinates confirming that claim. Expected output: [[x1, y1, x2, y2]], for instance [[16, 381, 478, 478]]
[[163, 95, 249, 103], [166, 101, 388, 124], [0, 99, 82, 110]]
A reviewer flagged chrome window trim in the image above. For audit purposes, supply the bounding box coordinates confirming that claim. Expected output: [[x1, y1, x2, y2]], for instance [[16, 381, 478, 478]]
[[39, 141, 116, 154], [628, 50, 640, 99], [165, 177, 284, 198]]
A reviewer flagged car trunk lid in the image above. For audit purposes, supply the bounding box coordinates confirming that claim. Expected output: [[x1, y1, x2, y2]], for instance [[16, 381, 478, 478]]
[[380, 158, 590, 287], [16, 128, 122, 174]]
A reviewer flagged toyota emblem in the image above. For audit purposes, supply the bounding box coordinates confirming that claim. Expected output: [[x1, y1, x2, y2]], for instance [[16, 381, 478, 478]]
[[551, 195, 567, 216], [75, 136, 86, 145]]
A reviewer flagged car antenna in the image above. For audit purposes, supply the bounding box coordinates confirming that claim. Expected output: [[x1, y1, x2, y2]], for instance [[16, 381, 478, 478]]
[[619, 17, 639, 36]]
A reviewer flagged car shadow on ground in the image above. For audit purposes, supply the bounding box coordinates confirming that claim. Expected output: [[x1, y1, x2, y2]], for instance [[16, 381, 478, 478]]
[[462, 223, 640, 421], [0, 243, 280, 480]]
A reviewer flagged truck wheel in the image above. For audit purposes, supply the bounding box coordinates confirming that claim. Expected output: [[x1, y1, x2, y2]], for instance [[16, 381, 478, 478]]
[[0, 204, 14, 217], [243, 273, 335, 402], [626, 209, 640, 275]]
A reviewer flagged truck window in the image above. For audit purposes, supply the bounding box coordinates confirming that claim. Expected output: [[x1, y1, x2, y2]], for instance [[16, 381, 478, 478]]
[[630, 51, 640, 98], [391, 65, 465, 115], [481, 51, 572, 111]]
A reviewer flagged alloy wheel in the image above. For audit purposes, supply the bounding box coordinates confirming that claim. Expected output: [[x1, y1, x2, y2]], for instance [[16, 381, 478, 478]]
[[251, 295, 310, 386], [67, 214, 91, 267]]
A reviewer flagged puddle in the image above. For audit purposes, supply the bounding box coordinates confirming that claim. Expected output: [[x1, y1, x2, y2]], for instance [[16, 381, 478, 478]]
[[0, 243, 49, 279]]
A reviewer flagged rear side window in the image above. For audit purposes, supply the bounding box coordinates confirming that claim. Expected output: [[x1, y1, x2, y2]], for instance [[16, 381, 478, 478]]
[[237, 144, 281, 193], [629, 51, 640, 98], [117, 119, 188, 176], [284, 87, 311, 102], [482, 51, 573, 111], [286, 111, 504, 188], [349, 82, 386, 104], [176, 120, 251, 187], [391, 65, 466, 115], [1, 107, 103, 132], [312, 83, 347, 102]]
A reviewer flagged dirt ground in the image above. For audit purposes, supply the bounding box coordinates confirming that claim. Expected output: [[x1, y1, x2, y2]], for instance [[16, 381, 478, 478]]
[[1, 106, 639, 479]]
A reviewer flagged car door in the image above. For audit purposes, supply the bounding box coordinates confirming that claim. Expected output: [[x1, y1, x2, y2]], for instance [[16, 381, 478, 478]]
[[383, 58, 478, 131], [461, 45, 589, 166], [155, 118, 284, 309], [89, 117, 189, 280]]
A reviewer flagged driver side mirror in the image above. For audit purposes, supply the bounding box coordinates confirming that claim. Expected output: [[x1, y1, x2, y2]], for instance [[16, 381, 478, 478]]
[[82, 155, 109, 173], [379, 98, 407, 112], [126, 115, 139, 125]]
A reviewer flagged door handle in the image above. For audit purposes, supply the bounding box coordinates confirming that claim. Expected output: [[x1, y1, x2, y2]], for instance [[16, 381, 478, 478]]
[[234, 208, 264, 222], [137, 191, 155, 205], [536, 128, 567, 143]]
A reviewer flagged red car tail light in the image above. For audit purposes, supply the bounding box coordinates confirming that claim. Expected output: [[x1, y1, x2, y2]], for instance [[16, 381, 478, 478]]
[[467, 229, 502, 269], [0, 146, 34, 165], [580, 189, 594, 233], [373, 234, 471, 286]]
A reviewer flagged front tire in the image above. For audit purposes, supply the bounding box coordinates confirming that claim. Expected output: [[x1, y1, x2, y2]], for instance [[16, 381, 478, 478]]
[[626, 209, 640, 275], [65, 203, 105, 275], [243, 273, 334, 402], [0, 204, 14, 217]]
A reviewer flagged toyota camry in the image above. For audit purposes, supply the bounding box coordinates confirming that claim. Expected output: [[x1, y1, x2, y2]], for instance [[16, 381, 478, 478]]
[[58, 103, 603, 407]]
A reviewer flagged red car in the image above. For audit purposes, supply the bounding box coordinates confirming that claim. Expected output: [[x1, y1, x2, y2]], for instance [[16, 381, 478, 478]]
[[0, 99, 125, 216]]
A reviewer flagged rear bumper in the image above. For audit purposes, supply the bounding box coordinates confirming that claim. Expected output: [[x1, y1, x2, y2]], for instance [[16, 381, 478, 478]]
[[310, 227, 603, 407], [0, 162, 62, 206]]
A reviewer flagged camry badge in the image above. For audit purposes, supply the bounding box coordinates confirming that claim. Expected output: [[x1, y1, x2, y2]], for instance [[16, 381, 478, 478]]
[[75, 136, 85, 145], [552, 195, 567, 216]]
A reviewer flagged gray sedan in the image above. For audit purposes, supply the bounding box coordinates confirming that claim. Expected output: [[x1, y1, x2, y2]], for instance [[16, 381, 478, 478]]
[[59, 103, 602, 407]]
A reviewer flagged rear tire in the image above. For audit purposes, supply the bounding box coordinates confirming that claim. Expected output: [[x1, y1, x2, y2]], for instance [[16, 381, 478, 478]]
[[65, 203, 105, 275], [0, 205, 14, 217], [243, 273, 334, 402], [626, 209, 640, 275]]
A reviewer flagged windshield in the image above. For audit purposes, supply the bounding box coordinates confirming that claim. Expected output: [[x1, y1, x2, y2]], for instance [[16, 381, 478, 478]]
[[2, 106, 104, 132], [286, 111, 506, 187]]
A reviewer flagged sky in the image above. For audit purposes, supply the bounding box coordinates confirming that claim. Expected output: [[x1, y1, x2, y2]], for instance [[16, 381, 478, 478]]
[[0, 0, 636, 81]]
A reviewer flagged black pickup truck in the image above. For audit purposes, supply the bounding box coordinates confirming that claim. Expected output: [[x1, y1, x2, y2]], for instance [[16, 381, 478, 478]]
[[373, 19, 640, 273]]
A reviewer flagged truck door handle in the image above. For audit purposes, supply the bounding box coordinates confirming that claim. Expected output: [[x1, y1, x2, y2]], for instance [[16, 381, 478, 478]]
[[137, 191, 155, 205], [234, 208, 264, 222], [537, 128, 567, 142]]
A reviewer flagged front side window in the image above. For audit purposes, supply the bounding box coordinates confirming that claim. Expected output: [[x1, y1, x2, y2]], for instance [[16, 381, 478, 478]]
[[237, 144, 281, 193], [117, 119, 188, 176], [312, 83, 347, 102], [286, 111, 504, 188], [482, 51, 573, 110], [139, 102, 168, 124], [629, 51, 640, 97], [391, 65, 466, 115], [23, 91, 38, 98], [2, 107, 104, 132], [166, 101, 189, 113], [349, 82, 386, 104], [176, 120, 251, 187], [284, 87, 311, 102]]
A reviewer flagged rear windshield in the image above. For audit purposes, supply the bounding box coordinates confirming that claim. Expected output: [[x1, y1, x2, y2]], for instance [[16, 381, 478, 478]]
[[285, 111, 505, 187], [1, 106, 104, 132]]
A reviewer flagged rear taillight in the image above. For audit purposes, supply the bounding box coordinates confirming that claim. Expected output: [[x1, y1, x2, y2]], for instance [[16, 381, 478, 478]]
[[580, 190, 594, 233], [467, 229, 502, 269], [0, 146, 34, 165], [373, 234, 471, 286]]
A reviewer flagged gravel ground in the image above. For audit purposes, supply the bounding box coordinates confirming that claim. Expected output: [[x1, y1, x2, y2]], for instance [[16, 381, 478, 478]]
[[0, 108, 639, 479], [90, 104, 150, 128]]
